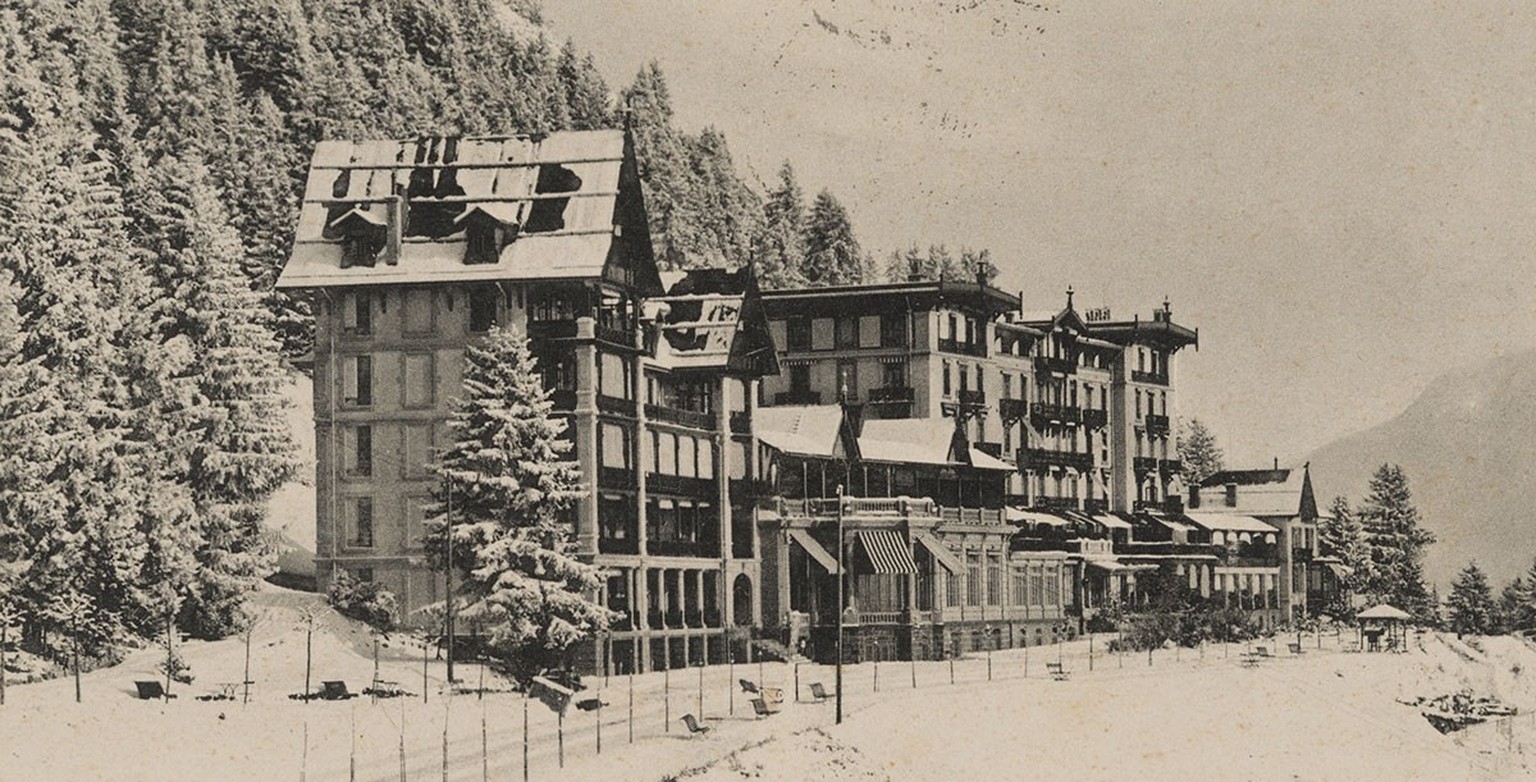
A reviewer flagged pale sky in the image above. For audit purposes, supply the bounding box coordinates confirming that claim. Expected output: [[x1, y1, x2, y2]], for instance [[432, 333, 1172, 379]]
[[543, 0, 1536, 465]]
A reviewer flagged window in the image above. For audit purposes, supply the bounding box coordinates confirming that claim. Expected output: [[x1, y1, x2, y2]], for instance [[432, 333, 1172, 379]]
[[403, 289, 433, 334], [1135, 389, 1142, 418], [987, 553, 1002, 607], [836, 360, 858, 400], [881, 361, 907, 389], [786, 317, 812, 351], [351, 425, 372, 477], [601, 423, 631, 469], [344, 355, 373, 406], [655, 432, 677, 475], [966, 553, 982, 607], [678, 436, 697, 478], [834, 316, 858, 349], [403, 353, 434, 408], [469, 287, 498, 332], [698, 438, 715, 479], [880, 312, 906, 348], [789, 364, 811, 393], [345, 292, 371, 335], [727, 439, 748, 479], [1001, 374, 1012, 399], [600, 353, 632, 399], [352, 497, 374, 548], [942, 361, 952, 397]]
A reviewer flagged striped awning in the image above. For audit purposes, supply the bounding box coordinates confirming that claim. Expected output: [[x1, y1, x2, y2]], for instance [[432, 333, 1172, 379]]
[[788, 528, 840, 575], [912, 530, 965, 574], [857, 529, 918, 574]]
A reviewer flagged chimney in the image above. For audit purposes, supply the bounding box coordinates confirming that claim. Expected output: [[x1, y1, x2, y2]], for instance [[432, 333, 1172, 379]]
[[1273, 456, 1279, 470]]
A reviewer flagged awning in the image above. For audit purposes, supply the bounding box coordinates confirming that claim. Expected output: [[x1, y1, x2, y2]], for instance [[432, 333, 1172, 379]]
[[912, 530, 965, 574], [967, 448, 1015, 471], [1090, 514, 1133, 531], [1325, 562, 1353, 579], [788, 528, 840, 575], [1005, 508, 1069, 526], [1084, 558, 1157, 574], [857, 529, 918, 574]]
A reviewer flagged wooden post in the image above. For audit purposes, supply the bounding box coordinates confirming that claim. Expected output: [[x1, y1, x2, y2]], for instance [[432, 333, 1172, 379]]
[[422, 636, 429, 703], [0, 619, 7, 706], [728, 645, 735, 716], [596, 697, 602, 755], [442, 704, 450, 781], [164, 613, 174, 702], [1089, 633, 1094, 672], [557, 708, 565, 769], [481, 687, 489, 781], [794, 662, 800, 702], [628, 671, 634, 744], [522, 690, 529, 782], [664, 665, 670, 732], [399, 696, 407, 782], [71, 610, 80, 704], [697, 661, 704, 718], [243, 623, 253, 706], [349, 703, 357, 782], [300, 720, 309, 782], [304, 620, 313, 704]]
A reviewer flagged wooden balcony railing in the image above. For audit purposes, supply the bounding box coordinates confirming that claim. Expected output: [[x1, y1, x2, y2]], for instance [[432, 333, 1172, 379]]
[[958, 389, 987, 406], [1022, 448, 1093, 472], [1081, 408, 1109, 429], [867, 386, 914, 404], [1133, 456, 1160, 473], [999, 397, 1029, 422], [1034, 355, 1076, 375], [1145, 414, 1170, 436], [774, 390, 821, 406], [1031, 402, 1081, 425], [1131, 370, 1169, 386], [645, 404, 715, 430], [597, 395, 635, 416], [527, 319, 579, 340], [938, 338, 987, 357]]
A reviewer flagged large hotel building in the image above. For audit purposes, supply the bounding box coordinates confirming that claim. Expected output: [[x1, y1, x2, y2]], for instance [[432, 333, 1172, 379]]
[[278, 129, 1346, 674]]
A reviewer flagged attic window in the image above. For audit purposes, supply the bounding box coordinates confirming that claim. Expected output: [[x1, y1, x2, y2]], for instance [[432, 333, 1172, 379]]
[[456, 206, 519, 265], [1225, 484, 1238, 508], [405, 138, 466, 238], [328, 207, 389, 269], [524, 164, 583, 233]]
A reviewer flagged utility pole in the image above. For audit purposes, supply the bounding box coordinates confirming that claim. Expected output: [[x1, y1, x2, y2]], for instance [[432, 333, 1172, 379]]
[[836, 484, 845, 726], [445, 476, 455, 687]]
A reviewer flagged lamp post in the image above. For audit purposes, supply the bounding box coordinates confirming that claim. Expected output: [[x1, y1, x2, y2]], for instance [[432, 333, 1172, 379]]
[[836, 484, 845, 726]]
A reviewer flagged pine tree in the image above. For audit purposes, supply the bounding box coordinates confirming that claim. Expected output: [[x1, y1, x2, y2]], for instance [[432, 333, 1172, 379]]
[[1357, 464, 1436, 619], [427, 328, 612, 677], [759, 161, 807, 289], [1496, 577, 1529, 634], [1320, 496, 1369, 593], [802, 190, 865, 286], [623, 61, 700, 269], [558, 39, 613, 130], [959, 247, 998, 285], [1447, 562, 1494, 637], [1177, 418, 1225, 485]]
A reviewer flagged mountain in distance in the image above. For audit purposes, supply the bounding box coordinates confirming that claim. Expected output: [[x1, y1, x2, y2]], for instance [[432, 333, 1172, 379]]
[[1306, 348, 1536, 589]]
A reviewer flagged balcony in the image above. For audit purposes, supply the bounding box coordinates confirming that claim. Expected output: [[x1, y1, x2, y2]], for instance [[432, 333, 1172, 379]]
[[598, 466, 636, 490], [1034, 355, 1077, 375], [647, 539, 720, 559], [938, 338, 987, 358], [598, 535, 639, 555], [974, 441, 1004, 458], [1081, 408, 1108, 429], [527, 319, 579, 340], [1030, 402, 1080, 426], [596, 324, 638, 349], [958, 389, 987, 407], [1132, 497, 1184, 514], [774, 390, 821, 406], [729, 478, 773, 499], [647, 473, 717, 496], [867, 386, 914, 405], [1161, 459, 1183, 474], [1132, 456, 1160, 473], [999, 397, 1029, 422], [1145, 414, 1170, 437], [1034, 495, 1081, 511], [597, 395, 635, 417], [645, 404, 715, 430], [729, 410, 751, 434], [939, 506, 1005, 525], [1084, 498, 1110, 515], [1022, 448, 1093, 472], [1131, 369, 1169, 386]]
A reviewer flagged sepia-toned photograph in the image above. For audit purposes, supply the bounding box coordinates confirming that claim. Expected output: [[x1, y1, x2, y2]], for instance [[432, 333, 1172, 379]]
[[2, 1, 1534, 779]]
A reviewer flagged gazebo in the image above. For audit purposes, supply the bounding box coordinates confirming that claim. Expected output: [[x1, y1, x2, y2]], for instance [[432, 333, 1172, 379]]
[[1356, 604, 1412, 652]]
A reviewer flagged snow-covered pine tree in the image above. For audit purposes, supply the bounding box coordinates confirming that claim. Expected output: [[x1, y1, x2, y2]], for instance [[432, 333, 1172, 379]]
[[139, 154, 297, 638], [427, 327, 612, 678], [802, 189, 865, 286], [1357, 464, 1436, 619], [558, 39, 614, 131], [760, 161, 808, 289], [1446, 562, 1494, 637], [1177, 418, 1224, 485]]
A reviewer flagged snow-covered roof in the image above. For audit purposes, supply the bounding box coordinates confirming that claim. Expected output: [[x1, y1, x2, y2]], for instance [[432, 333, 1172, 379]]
[[1195, 465, 1317, 518], [277, 130, 650, 289], [755, 405, 848, 458], [1181, 512, 1279, 535], [1357, 604, 1412, 620]]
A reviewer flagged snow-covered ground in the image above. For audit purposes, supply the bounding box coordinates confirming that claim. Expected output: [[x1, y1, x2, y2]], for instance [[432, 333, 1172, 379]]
[[4, 591, 1534, 781]]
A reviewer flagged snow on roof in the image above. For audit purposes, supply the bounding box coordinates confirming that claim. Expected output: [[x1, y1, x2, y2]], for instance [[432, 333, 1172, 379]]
[[755, 405, 846, 458], [859, 418, 957, 466], [1357, 604, 1412, 620], [278, 130, 626, 289], [1181, 512, 1278, 534], [1197, 467, 1313, 517]]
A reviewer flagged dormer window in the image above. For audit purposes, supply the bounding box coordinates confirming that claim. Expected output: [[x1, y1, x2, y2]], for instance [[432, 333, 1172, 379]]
[[328, 207, 389, 269], [455, 204, 520, 265]]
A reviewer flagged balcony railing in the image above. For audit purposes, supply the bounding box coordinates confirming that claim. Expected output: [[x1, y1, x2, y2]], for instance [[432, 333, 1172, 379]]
[[598, 466, 636, 490], [729, 410, 751, 434], [527, 319, 579, 340], [1145, 414, 1170, 436], [856, 611, 907, 625], [646, 539, 720, 559], [1132, 456, 1160, 473], [958, 389, 987, 406], [1034, 495, 1081, 511], [1161, 459, 1183, 474], [598, 536, 639, 555], [647, 473, 717, 496], [1081, 408, 1108, 429], [938, 338, 987, 357], [774, 390, 821, 406], [1022, 448, 1094, 472], [1131, 370, 1169, 386], [597, 395, 635, 416], [939, 506, 1005, 525], [645, 404, 715, 430], [1034, 355, 1077, 375], [1030, 402, 1081, 425], [867, 386, 914, 404], [729, 478, 773, 499], [1084, 498, 1110, 515], [596, 324, 638, 348], [999, 397, 1029, 422]]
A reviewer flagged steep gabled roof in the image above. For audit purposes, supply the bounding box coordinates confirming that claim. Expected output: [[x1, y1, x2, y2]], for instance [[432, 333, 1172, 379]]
[[1196, 465, 1318, 520], [651, 266, 778, 376], [277, 130, 661, 293], [858, 418, 1012, 471], [756, 405, 858, 460]]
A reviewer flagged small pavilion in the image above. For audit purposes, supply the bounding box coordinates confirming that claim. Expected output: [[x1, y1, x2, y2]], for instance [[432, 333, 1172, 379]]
[[1356, 604, 1412, 652]]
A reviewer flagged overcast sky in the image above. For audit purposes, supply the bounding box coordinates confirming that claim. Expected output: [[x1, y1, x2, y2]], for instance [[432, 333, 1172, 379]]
[[543, 0, 1536, 465]]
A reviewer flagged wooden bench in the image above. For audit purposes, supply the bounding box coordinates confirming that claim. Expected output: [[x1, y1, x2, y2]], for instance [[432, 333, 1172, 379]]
[[750, 697, 775, 718], [679, 713, 710, 735], [1287, 642, 1304, 655], [1045, 662, 1071, 681], [1254, 646, 1273, 658], [808, 682, 831, 702], [134, 680, 175, 700]]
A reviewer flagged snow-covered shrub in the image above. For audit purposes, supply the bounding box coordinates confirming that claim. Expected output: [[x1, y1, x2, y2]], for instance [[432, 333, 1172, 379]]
[[328, 572, 399, 632]]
